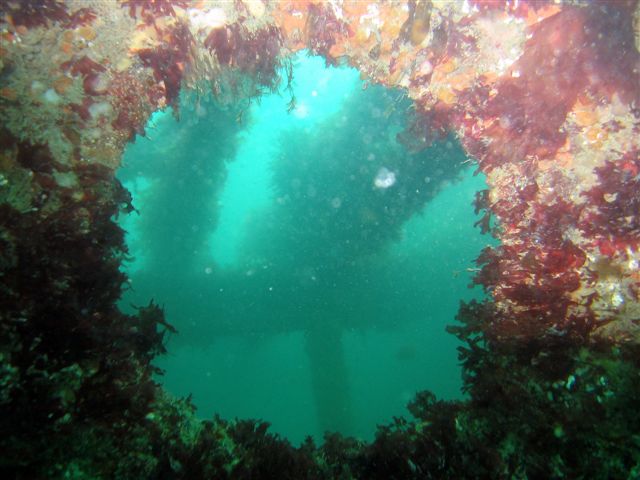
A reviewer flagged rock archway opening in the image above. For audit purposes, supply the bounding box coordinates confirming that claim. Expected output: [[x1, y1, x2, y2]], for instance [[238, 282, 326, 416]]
[[117, 52, 492, 444]]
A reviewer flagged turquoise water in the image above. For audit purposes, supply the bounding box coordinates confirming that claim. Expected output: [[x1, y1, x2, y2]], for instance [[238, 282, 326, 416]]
[[117, 53, 490, 444]]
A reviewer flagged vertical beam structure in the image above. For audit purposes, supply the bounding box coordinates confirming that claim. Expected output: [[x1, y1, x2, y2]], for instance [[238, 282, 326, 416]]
[[305, 319, 353, 436]]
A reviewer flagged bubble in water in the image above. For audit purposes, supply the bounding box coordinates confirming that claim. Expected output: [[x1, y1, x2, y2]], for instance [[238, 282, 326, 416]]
[[374, 167, 396, 189]]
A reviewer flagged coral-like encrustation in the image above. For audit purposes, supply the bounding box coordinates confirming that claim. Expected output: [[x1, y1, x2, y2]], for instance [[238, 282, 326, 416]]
[[1, 0, 639, 477], [449, 4, 640, 343]]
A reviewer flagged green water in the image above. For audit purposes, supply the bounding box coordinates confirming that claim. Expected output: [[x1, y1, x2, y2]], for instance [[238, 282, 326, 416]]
[[117, 53, 491, 445]]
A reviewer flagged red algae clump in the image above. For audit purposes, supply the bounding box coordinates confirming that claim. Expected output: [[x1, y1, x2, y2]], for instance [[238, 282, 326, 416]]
[[137, 21, 194, 108], [121, 0, 190, 25]]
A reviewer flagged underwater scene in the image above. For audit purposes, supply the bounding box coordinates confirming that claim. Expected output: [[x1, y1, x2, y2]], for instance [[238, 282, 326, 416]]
[[1, 1, 639, 479], [117, 54, 491, 443]]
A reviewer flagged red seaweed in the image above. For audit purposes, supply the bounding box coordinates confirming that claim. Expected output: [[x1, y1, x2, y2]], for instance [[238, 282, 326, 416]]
[[1, 0, 68, 29], [204, 23, 284, 89], [473, 189, 493, 235], [464, 3, 639, 174], [121, 0, 190, 25], [61, 56, 108, 96], [460, 8, 588, 172], [62, 55, 106, 77], [205, 26, 236, 65], [306, 3, 351, 63], [64, 7, 96, 28], [109, 73, 162, 139], [137, 21, 193, 107], [580, 152, 640, 254], [68, 97, 94, 122]]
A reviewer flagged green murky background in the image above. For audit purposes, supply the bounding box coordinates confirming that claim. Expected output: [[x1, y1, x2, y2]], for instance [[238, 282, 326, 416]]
[[117, 54, 491, 445]]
